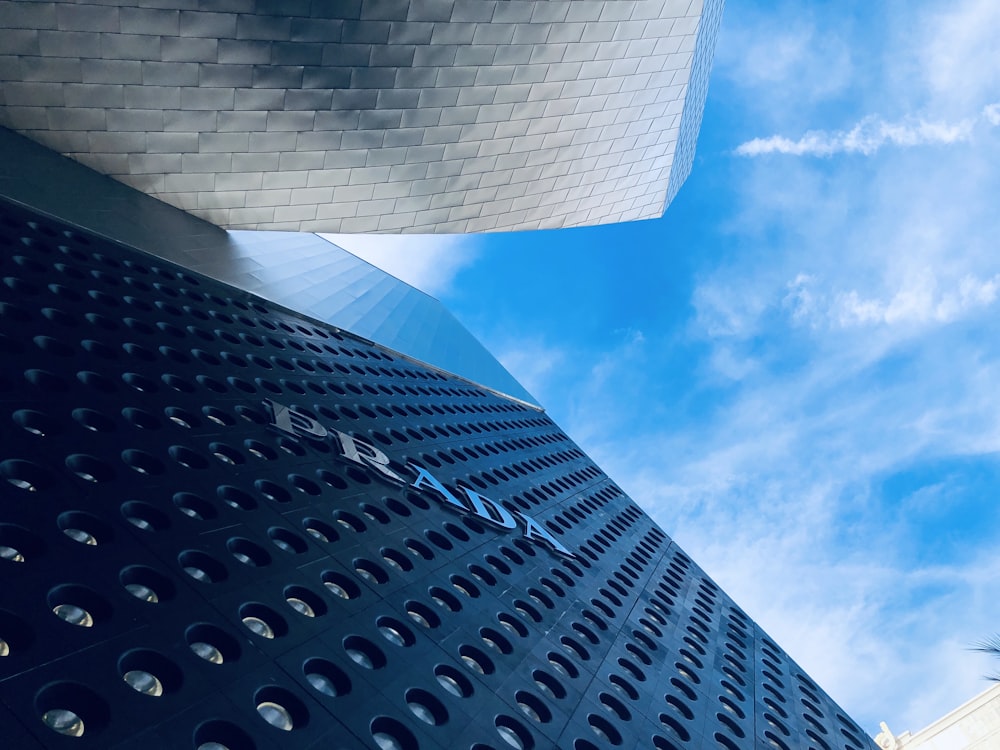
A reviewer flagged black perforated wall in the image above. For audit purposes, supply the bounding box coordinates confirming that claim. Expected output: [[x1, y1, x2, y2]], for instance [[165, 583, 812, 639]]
[[0, 196, 875, 750]]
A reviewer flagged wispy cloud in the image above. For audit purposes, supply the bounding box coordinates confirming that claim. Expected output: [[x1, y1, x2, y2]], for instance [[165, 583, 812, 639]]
[[319, 232, 480, 297], [734, 106, 1000, 157], [784, 271, 1000, 329]]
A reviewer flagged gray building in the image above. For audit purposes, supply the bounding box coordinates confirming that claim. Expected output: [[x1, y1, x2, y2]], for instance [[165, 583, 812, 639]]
[[0, 0, 723, 233]]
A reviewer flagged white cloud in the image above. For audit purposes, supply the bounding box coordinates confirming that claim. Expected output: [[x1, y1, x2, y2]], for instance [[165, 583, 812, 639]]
[[319, 232, 480, 297], [734, 111, 993, 157], [492, 338, 568, 406], [920, 0, 1000, 111], [832, 272, 1000, 327], [778, 270, 1000, 330], [715, 10, 854, 125]]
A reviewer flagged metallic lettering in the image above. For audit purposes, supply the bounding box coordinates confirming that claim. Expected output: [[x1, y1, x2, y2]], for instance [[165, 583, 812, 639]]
[[409, 465, 466, 511], [263, 399, 328, 439], [519, 514, 574, 557], [333, 429, 404, 484], [265, 399, 574, 558], [460, 487, 517, 530]]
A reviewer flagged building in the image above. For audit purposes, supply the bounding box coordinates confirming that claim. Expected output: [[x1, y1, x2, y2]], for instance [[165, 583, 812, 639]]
[[0, 134, 877, 750], [0, 0, 723, 233], [0, 4, 878, 747], [875, 684, 1000, 750]]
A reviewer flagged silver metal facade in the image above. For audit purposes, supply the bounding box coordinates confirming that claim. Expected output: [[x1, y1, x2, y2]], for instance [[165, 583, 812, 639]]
[[0, 0, 723, 233]]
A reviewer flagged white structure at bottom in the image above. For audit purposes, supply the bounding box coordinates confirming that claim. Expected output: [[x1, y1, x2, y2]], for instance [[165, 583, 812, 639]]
[[876, 684, 1000, 750]]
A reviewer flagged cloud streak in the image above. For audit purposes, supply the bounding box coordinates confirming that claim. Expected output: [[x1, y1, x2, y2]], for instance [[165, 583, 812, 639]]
[[735, 105, 999, 157], [783, 271, 1000, 329]]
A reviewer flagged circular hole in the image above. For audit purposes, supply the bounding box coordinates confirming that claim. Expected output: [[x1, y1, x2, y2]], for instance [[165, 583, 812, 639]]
[[121, 407, 161, 429], [406, 688, 447, 726], [303, 517, 338, 543], [381, 547, 413, 572], [65, 454, 116, 483], [256, 478, 291, 503], [173, 492, 217, 521], [560, 635, 589, 661], [289, 473, 321, 495], [198, 375, 227, 393], [170, 445, 209, 470], [122, 371, 158, 393], [514, 599, 541, 623], [354, 558, 388, 585], [532, 669, 566, 700], [458, 644, 494, 675], [28, 368, 71, 392], [0, 608, 34, 656], [244, 440, 276, 460], [435, 663, 473, 697], [57, 511, 112, 546], [498, 612, 528, 637], [12, 409, 59, 437], [284, 585, 327, 618], [333, 510, 365, 533], [255, 686, 307, 731], [405, 537, 434, 560], [269, 527, 307, 554], [178, 550, 227, 583], [547, 651, 578, 679], [600, 691, 631, 721], [717, 712, 747, 740], [588, 713, 622, 745], [36, 682, 110, 738], [451, 574, 480, 598], [210, 443, 244, 466], [48, 585, 110, 627], [119, 649, 182, 696], [405, 600, 440, 629], [303, 657, 351, 698], [516, 690, 552, 723], [120, 565, 175, 603], [377, 616, 414, 647], [194, 719, 255, 750], [279, 438, 306, 457], [321, 571, 360, 600], [165, 406, 199, 428], [121, 501, 170, 532], [429, 586, 461, 612], [343, 635, 386, 670], [239, 603, 287, 640], [0, 524, 43, 563], [480, 626, 512, 654], [659, 713, 691, 742], [610, 674, 638, 701], [360, 503, 390, 524], [186, 623, 241, 665], [371, 716, 418, 750], [227, 538, 271, 567], [496, 714, 534, 750]]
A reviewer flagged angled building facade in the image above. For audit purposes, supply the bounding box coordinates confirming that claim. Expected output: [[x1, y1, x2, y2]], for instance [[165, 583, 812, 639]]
[[0, 0, 723, 232], [0, 135, 878, 750]]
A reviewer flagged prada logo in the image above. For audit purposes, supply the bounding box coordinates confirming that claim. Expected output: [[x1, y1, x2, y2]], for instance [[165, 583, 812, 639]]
[[263, 399, 574, 558]]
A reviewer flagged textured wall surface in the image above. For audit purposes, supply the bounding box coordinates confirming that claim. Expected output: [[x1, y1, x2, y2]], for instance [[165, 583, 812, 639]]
[[0, 0, 723, 232], [0, 194, 875, 750], [0, 126, 537, 405]]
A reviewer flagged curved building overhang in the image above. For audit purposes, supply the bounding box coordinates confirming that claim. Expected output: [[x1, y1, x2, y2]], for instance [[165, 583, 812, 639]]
[[0, 0, 723, 233]]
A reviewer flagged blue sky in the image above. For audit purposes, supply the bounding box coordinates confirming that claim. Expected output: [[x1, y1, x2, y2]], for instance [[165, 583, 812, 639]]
[[326, 0, 1000, 735]]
